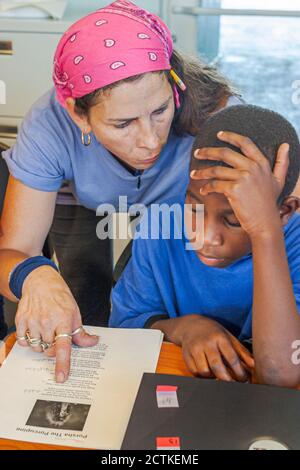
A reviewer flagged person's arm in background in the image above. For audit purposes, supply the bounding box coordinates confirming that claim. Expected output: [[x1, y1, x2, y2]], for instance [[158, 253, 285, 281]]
[[0, 177, 98, 382]]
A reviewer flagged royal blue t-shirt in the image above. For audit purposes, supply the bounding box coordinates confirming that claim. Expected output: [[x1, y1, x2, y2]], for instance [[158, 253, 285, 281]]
[[110, 199, 300, 341]]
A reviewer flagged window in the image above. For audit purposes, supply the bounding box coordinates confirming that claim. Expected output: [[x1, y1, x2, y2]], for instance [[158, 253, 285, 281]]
[[206, 0, 300, 135]]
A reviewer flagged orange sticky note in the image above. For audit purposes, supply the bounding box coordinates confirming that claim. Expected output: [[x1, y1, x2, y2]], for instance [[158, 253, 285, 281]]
[[156, 437, 181, 450]]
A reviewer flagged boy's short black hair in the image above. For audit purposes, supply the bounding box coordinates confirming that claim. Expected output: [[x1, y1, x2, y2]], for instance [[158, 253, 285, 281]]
[[191, 104, 300, 202]]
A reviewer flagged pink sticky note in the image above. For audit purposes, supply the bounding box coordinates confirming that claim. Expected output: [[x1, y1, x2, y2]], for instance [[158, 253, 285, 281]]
[[156, 385, 178, 393]]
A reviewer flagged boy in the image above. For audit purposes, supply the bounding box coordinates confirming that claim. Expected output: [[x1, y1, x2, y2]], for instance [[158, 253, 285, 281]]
[[110, 105, 300, 388]]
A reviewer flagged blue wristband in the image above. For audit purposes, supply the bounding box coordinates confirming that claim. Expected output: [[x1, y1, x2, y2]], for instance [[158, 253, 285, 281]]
[[9, 256, 59, 300]]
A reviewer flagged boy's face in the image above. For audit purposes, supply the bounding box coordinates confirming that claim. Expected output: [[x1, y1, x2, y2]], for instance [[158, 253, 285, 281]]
[[185, 178, 252, 268]]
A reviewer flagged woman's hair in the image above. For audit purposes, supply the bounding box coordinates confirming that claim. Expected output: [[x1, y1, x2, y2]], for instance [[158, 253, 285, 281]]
[[74, 49, 238, 137]]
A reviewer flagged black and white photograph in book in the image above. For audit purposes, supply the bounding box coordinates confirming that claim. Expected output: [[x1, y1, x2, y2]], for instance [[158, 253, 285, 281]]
[[26, 400, 91, 431]]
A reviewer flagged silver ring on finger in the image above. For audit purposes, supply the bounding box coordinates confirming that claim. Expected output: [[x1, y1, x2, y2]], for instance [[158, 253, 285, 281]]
[[29, 339, 42, 347], [25, 331, 42, 346], [54, 333, 72, 342], [71, 326, 84, 336], [16, 335, 27, 341], [40, 341, 53, 352]]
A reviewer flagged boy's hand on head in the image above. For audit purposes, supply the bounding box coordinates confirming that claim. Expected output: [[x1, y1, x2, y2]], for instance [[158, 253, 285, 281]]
[[191, 132, 290, 239], [177, 315, 254, 382]]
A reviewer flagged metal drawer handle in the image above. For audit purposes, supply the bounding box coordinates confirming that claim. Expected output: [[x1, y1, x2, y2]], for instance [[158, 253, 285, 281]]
[[172, 6, 300, 18], [0, 41, 13, 55], [0, 125, 18, 140]]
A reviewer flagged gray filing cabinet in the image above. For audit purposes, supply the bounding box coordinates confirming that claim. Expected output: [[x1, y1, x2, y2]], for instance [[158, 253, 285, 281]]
[[0, 18, 72, 146]]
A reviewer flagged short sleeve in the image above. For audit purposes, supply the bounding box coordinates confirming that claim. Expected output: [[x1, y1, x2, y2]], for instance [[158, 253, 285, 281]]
[[288, 254, 300, 314], [2, 94, 68, 192], [284, 214, 300, 313], [109, 208, 170, 329], [110, 235, 168, 329]]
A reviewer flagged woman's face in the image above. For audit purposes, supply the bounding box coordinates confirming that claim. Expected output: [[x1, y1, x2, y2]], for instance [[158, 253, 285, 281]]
[[69, 73, 175, 170]]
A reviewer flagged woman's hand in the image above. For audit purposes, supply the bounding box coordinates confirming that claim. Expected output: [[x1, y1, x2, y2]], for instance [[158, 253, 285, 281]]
[[191, 132, 290, 239], [15, 265, 99, 383], [175, 315, 254, 382]]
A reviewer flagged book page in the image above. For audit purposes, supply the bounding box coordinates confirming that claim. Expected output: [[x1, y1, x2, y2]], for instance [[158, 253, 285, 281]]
[[0, 327, 163, 449]]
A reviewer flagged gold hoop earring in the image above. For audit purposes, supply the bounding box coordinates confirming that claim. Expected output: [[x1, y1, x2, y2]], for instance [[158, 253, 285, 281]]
[[81, 131, 91, 147]]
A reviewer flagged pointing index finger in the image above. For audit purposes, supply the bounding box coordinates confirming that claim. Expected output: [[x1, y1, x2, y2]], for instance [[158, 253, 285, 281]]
[[54, 323, 73, 383], [55, 338, 72, 383]]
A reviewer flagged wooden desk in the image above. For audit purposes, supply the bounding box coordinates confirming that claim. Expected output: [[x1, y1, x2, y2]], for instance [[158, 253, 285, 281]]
[[0, 335, 192, 450]]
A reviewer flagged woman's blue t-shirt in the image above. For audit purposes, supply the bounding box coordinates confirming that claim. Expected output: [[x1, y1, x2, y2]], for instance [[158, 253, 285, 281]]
[[2, 89, 195, 211]]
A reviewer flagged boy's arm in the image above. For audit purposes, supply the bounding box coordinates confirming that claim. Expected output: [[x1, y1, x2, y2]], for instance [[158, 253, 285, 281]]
[[251, 225, 300, 387], [151, 314, 254, 381], [110, 237, 254, 382]]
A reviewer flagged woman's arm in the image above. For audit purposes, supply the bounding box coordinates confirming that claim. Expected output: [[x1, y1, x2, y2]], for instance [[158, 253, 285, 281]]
[[0, 176, 98, 382], [0, 176, 56, 299]]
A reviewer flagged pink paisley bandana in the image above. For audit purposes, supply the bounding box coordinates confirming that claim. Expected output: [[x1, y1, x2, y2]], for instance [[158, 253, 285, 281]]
[[53, 0, 175, 108]]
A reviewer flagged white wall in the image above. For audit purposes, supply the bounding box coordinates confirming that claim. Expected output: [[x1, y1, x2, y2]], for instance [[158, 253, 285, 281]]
[[64, 0, 161, 20]]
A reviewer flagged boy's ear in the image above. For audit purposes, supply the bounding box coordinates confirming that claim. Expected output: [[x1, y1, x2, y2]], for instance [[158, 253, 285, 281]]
[[279, 196, 300, 225]]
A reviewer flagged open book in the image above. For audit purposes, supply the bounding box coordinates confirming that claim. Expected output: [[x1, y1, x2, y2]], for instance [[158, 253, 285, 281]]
[[0, 327, 163, 449]]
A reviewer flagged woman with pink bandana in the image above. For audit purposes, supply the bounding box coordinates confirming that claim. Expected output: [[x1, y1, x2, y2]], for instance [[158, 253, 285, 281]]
[[0, 1, 288, 383]]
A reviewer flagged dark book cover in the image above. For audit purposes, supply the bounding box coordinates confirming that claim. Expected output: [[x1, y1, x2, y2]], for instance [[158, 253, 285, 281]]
[[122, 373, 300, 450]]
